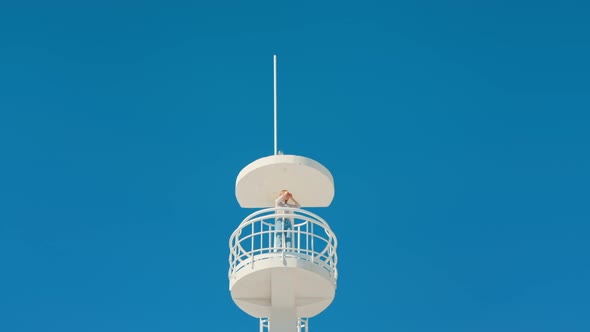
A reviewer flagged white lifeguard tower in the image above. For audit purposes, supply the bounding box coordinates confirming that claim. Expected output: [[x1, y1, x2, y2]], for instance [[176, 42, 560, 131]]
[[228, 57, 338, 332]]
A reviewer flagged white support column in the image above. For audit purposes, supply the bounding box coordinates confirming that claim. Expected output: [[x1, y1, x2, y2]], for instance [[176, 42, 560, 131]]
[[270, 269, 297, 332]]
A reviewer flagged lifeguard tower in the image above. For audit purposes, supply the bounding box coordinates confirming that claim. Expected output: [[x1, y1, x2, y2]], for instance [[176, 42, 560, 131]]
[[228, 57, 338, 332]]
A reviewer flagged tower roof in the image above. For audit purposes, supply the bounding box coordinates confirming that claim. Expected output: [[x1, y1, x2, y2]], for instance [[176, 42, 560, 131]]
[[235, 154, 334, 208]]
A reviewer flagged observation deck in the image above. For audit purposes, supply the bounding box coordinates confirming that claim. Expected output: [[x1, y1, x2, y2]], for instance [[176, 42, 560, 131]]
[[229, 207, 338, 320]]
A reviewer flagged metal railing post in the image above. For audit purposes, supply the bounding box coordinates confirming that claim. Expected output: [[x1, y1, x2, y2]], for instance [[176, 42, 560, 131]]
[[311, 222, 315, 260]]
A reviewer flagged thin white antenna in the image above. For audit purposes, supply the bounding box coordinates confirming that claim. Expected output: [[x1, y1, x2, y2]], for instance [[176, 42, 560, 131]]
[[273, 55, 278, 155]]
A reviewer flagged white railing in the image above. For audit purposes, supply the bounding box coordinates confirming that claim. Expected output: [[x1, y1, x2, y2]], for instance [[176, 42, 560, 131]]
[[229, 207, 338, 282], [259, 317, 309, 332]]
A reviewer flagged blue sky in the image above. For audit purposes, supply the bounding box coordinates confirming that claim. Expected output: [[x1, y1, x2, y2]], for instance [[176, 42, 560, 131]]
[[1, 1, 589, 331]]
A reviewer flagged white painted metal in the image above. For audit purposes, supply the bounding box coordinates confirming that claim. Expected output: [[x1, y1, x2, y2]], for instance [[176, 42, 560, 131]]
[[229, 207, 337, 328], [274, 54, 278, 156], [229, 207, 338, 284], [260, 318, 308, 332], [235, 155, 335, 208]]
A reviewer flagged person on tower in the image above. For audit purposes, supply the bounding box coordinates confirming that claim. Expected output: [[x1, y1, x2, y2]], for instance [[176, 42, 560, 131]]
[[274, 190, 300, 251]]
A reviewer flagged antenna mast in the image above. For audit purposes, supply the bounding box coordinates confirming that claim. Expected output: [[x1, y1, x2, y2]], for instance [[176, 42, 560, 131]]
[[273, 55, 278, 155]]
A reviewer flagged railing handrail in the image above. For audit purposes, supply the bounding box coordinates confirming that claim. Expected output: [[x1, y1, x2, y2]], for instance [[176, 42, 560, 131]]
[[230, 208, 338, 254], [229, 207, 338, 283], [230, 207, 336, 238]]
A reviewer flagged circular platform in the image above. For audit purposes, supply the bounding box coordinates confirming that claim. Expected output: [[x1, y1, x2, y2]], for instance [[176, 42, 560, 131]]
[[230, 254, 336, 318], [235, 155, 334, 208]]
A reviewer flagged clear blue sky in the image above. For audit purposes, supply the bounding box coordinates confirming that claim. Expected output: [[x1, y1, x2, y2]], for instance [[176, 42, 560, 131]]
[[1, 1, 589, 331]]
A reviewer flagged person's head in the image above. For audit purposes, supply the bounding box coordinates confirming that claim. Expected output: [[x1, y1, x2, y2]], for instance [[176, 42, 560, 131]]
[[279, 190, 289, 201]]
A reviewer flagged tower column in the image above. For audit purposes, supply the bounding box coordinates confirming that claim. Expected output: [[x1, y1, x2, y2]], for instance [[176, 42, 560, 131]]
[[270, 269, 297, 332]]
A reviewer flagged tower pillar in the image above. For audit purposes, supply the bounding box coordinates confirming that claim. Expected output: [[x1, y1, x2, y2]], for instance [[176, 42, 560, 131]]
[[270, 269, 297, 332]]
